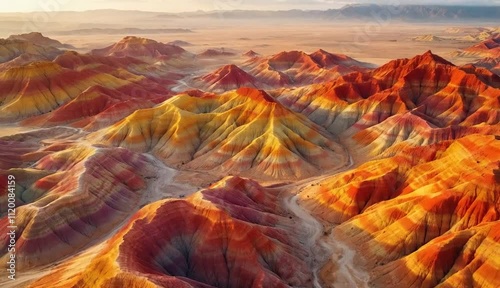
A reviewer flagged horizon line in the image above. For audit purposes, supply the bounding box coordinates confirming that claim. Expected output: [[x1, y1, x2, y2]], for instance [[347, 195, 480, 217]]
[[1, 4, 500, 14]]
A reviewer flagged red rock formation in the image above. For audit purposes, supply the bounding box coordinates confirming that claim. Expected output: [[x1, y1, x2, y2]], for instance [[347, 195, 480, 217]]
[[0, 53, 49, 70], [92, 87, 349, 179], [302, 134, 500, 223], [369, 220, 500, 288], [7, 32, 73, 49], [0, 39, 61, 64], [0, 61, 170, 124], [243, 50, 259, 58], [0, 130, 156, 270], [54, 50, 183, 88], [275, 51, 500, 145], [167, 40, 193, 47], [198, 48, 236, 58], [310, 49, 367, 69], [0, 34, 498, 288], [245, 49, 368, 87], [452, 34, 500, 58], [0, 46, 183, 128], [196, 64, 260, 91], [21, 85, 166, 130], [308, 134, 500, 288], [29, 177, 313, 288], [90, 36, 189, 63], [474, 57, 500, 75]]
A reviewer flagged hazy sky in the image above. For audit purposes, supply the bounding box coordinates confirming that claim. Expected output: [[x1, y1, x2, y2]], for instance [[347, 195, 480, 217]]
[[1, 0, 499, 13]]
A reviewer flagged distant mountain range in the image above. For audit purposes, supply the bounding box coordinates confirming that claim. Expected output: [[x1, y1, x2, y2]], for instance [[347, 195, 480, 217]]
[[157, 5, 500, 21], [50, 28, 193, 36]]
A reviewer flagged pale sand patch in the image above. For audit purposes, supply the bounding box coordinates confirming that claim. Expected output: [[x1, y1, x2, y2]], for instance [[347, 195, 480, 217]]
[[141, 153, 198, 204], [0, 125, 33, 137]]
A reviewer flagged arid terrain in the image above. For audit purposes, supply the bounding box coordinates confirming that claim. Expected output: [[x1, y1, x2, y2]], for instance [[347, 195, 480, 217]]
[[0, 9, 498, 65], [0, 6, 499, 288]]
